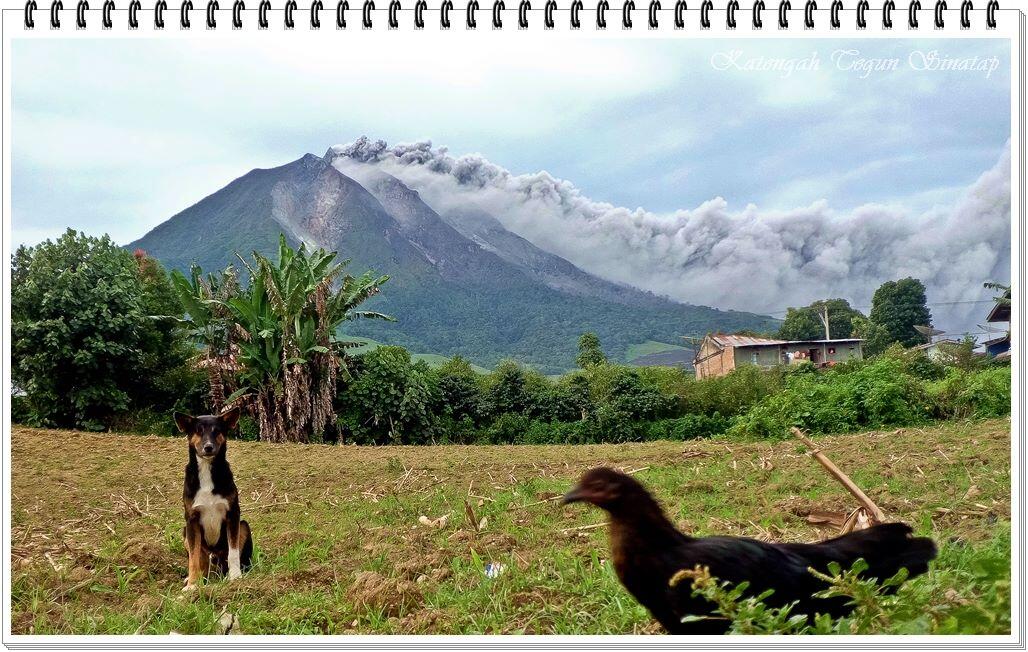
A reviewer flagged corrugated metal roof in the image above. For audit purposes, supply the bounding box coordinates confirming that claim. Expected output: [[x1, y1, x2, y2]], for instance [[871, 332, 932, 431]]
[[785, 339, 864, 344], [706, 334, 864, 348], [709, 334, 786, 347]]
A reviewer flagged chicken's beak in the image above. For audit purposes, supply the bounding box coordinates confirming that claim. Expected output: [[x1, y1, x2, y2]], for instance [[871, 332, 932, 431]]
[[562, 486, 586, 504]]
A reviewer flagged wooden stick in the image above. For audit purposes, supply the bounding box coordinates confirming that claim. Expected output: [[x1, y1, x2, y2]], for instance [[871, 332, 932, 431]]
[[789, 427, 885, 523]]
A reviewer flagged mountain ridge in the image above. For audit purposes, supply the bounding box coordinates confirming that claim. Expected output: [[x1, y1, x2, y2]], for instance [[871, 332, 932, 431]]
[[129, 151, 778, 372]]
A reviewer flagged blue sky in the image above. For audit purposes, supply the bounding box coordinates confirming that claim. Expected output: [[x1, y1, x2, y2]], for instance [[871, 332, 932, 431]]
[[11, 36, 1009, 248]]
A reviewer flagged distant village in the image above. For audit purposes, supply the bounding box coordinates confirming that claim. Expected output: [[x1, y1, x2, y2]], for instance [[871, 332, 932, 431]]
[[691, 296, 1010, 380]]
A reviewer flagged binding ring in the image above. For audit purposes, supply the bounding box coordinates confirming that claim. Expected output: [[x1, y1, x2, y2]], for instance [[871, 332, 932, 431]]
[[181, 0, 192, 27], [803, 0, 814, 27], [387, 0, 398, 27], [362, 0, 373, 26], [492, 0, 503, 28], [129, 0, 140, 27], [726, 0, 738, 28], [699, 0, 710, 27], [466, 0, 478, 28], [908, 0, 919, 27], [101, 0, 113, 28], [413, 0, 425, 26], [76, 0, 87, 28], [622, 0, 634, 27], [154, 0, 166, 28], [518, 0, 530, 28], [337, 0, 348, 27], [206, 0, 217, 28], [830, 0, 840, 27], [934, 0, 945, 26], [752, 0, 763, 27], [570, 0, 581, 27], [674, 0, 685, 28], [25, 0, 36, 28], [882, 0, 893, 27], [231, 0, 243, 26], [440, 0, 451, 28], [312, 0, 323, 27], [284, 0, 295, 27], [257, 0, 268, 27], [777, 0, 789, 27], [648, 0, 658, 27], [50, 0, 61, 28], [856, 0, 867, 27], [985, 0, 997, 28], [544, 0, 555, 27], [596, 0, 607, 28], [959, 0, 970, 27]]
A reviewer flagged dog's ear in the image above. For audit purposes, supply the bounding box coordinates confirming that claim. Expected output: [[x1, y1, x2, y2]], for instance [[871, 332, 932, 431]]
[[218, 406, 241, 431], [174, 412, 197, 434]]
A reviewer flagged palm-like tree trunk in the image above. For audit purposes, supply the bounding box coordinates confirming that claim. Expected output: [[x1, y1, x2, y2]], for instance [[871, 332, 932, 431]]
[[207, 366, 224, 413]]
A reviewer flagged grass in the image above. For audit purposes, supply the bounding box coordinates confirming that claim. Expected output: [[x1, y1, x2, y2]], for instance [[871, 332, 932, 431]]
[[625, 340, 687, 362], [9, 418, 1011, 635]]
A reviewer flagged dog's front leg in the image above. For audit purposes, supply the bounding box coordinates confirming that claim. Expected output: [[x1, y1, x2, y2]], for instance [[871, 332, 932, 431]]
[[183, 519, 208, 591], [226, 514, 243, 581]]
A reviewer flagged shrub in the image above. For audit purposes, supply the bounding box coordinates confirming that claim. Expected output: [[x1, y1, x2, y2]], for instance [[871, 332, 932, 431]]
[[729, 357, 933, 438], [478, 412, 534, 444], [928, 367, 1011, 420], [337, 346, 441, 444], [643, 414, 732, 441]]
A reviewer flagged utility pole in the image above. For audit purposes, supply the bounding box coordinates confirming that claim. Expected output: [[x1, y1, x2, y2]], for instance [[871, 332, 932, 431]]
[[818, 304, 831, 340]]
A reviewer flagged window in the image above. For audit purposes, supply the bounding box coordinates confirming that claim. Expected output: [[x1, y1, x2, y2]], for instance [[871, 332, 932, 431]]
[[752, 352, 759, 364]]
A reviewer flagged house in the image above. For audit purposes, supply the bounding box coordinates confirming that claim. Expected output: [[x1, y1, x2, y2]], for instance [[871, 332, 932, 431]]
[[692, 333, 864, 380], [912, 338, 962, 362], [984, 293, 1010, 358]]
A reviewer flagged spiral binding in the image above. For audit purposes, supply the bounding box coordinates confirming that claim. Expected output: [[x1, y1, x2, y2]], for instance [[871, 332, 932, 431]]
[[25, 0, 999, 30]]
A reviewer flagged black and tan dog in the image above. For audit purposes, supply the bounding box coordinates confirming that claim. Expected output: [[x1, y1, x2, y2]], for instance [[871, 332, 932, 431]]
[[174, 407, 253, 591]]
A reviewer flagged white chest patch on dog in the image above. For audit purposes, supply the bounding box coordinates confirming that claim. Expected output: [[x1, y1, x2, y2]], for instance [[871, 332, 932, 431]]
[[193, 458, 229, 546]]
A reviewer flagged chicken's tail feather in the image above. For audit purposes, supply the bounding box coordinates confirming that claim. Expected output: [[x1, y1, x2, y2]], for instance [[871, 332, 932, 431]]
[[815, 522, 937, 585]]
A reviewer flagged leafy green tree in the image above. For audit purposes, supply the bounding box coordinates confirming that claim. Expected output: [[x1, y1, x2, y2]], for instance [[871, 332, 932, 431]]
[[777, 299, 865, 341], [865, 278, 932, 355], [483, 359, 532, 417], [576, 332, 607, 368], [337, 346, 440, 444], [436, 355, 483, 424], [605, 371, 676, 421], [223, 235, 391, 442], [11, 230, 184, 430], [130, 250, 198, 413]]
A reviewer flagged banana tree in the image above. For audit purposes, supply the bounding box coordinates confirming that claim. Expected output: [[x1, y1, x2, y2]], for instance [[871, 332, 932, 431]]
[[169, 265, 241, 412], [226, 236, 391, 442]]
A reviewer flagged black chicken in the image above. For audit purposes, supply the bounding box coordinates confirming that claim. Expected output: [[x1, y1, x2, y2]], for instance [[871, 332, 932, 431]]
[[563, 467, 937, 634]]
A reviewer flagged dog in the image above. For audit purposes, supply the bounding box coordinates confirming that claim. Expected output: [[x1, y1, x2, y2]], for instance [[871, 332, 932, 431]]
[[174, 407, 253, 591]]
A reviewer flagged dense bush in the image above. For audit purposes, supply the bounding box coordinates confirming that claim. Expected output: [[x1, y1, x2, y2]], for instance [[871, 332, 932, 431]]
[[337, 346, 442, 444], [326, 343, 1012, 445], [729, 354, 1006, 439], [11, 230, 191, 430], [928, 366, 1011, 420]]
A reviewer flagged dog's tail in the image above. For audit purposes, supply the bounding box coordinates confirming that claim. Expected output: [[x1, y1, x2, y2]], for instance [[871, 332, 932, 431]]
[[240, 520, 254, 571]]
